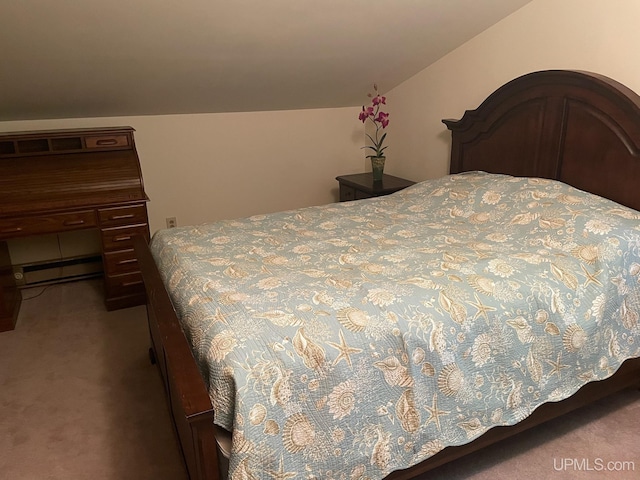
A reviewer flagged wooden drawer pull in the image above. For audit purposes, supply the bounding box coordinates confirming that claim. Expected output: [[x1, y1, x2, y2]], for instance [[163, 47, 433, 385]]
[[63, 219, 85, 226], [113, 235, 132, 242], [1, 227, 22, 233], [122, 280, 143, 287], [109, 214, 135, 220]]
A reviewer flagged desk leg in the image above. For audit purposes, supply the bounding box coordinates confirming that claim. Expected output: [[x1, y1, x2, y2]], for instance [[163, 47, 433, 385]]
[[0, 241, 20, 332]]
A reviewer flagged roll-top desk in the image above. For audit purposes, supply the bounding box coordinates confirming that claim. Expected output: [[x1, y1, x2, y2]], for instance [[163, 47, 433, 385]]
[[0, 126, 150, 332]]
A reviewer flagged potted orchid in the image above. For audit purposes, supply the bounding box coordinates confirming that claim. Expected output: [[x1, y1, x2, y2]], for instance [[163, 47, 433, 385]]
[[359, 83, 389, 181]]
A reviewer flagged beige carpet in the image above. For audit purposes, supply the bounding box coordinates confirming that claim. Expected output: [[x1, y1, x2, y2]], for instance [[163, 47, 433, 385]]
[[0, 279, 187, 480], [1, 279, 638, 479]]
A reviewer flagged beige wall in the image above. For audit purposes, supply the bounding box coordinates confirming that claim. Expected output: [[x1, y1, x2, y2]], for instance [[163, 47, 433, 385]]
[[386, 0, 640, 183], [4, 0, 640, 261], [0, 107, 364, 235]]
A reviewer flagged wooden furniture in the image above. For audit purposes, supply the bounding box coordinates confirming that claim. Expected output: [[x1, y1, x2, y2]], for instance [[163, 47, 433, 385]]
[[0, 240, 19, 332], [443, 70, 640, 212], [336, 172, 415, 201], [0, 126, 149, 332], [134, 70, 640, 480]]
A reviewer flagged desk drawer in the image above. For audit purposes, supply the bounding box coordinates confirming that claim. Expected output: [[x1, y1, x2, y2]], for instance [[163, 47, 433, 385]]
[[104, 271, 145, 299], [98, 204, 147, 227], [101, 225, 149, 251], [85, 134, 130, 149], [103, 249, 139, 276], [0, 211, 97, 239]]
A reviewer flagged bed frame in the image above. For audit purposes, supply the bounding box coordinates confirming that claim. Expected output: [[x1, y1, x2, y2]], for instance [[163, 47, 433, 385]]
[[134, 70, 640, 480]]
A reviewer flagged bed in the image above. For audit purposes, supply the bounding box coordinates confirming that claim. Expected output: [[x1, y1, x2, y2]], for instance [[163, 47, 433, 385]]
[[134, 70, 640, 480]]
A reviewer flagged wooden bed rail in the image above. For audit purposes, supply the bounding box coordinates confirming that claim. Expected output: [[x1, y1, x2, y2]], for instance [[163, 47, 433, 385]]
[[134, 235, 223, 480]]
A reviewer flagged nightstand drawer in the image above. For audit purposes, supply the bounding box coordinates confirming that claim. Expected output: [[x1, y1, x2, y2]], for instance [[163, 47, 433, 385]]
[[336, 173, 416, 202], [339, 185, 356, 202], [355, 190, 374, 200]]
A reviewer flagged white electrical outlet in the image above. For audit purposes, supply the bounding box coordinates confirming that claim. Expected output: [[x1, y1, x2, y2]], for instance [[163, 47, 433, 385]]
[[166, 217, 177, 228]]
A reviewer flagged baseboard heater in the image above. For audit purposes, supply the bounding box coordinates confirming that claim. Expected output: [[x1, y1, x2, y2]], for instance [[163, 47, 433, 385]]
[[13, 255, 103, 287]]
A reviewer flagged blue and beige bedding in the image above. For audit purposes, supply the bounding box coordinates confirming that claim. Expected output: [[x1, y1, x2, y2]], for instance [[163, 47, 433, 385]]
[[150, 172, 640, 479]]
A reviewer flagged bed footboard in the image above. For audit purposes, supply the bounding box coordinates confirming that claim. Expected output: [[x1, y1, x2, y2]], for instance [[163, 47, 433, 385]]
[[134, 235, 223, 480]]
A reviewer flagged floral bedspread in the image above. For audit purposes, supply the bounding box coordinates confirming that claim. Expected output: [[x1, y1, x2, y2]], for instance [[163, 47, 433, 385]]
[[150, 172, 640, 479]]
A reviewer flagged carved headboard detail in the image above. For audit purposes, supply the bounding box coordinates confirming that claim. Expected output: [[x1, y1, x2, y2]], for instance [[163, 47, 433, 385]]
[[443, 70, 640, 211]]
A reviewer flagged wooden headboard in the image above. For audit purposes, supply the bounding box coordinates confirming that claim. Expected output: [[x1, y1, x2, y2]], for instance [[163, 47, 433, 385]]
[[443, 70, 640, 211]]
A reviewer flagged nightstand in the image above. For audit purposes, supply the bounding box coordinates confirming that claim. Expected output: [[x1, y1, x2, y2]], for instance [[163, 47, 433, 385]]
[[336, 173, 416, 202]]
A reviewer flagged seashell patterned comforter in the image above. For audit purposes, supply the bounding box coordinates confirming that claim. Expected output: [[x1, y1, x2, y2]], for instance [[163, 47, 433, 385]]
[[150, 172, 640, 479]]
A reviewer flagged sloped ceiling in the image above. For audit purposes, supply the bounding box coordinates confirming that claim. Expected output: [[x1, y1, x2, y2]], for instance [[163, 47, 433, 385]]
[[0, 0, 532, 121]]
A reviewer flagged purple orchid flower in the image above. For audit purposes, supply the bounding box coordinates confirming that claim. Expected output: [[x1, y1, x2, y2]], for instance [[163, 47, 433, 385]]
[[372, 95, 386, 106], [358, 84, 390, 158], [375, 111, 389, 128], [359, 106, 375, 122]]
